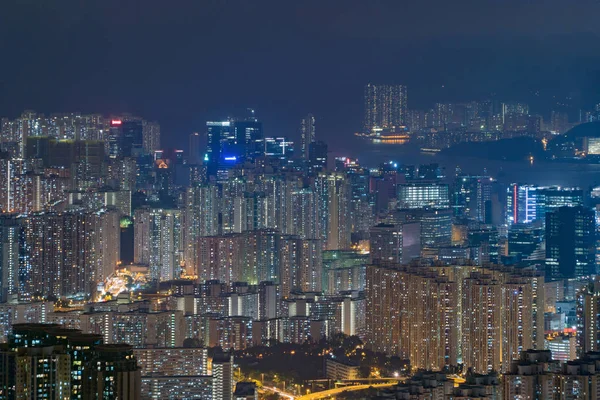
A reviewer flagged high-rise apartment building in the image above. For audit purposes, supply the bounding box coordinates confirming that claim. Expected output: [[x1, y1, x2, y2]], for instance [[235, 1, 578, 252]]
[[134, 207, 183, 282], [365, 264, 459, 371], [134, 347, 208, 376], [504, 350, 559, 399], [2, 323, 140, 400], [315, 172, 351, 250], [276, 236, 322, 298], [363, 84, 408, 132], [22, 209, 120, 299], [142, 120, 161, 154], [94, 344, 141, 400], [577, 280, 600, 355], [461, 270, 544, 373], [212, 352, 233, 400], [80, 309, 185, 348], [366, 265, 544, 374], [0, 215, 21, 303], [369, 223, 421, 265], [291, 188, 320, 240]]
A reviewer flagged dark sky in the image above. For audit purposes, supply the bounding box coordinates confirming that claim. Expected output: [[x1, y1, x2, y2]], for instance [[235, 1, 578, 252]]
[[2, 0, 600, 152]]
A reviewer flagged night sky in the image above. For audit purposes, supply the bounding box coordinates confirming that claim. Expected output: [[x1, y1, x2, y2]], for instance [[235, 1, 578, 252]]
[[2, 0, 600, 152]]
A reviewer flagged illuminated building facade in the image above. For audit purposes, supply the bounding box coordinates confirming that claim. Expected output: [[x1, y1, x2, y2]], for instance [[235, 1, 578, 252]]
[[80, 310, 185, 348], [0, 215, 21, 303], [365, 264, 459, 371], [134, 347, 208, 376], [212, 352, 233, 400], [21, 209, 120, 299], [315, 172, 351, 250], [398, 182, 450, 209], [366, 265, 543, 373], [322, 250, 367, 295], [577, 280, 600, 355], [363, 84, 408, 132], [507, 184, 538, 225], [93, 344, 140, 400], [134, 207, 183, 282]]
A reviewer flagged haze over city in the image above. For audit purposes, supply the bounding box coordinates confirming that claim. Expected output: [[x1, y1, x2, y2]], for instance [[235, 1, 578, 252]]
[[3, 0, 600, 151], [3, 1, 600, 400]]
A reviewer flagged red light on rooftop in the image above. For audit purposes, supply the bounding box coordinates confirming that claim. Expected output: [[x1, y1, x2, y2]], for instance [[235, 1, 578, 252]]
[[111, 120, 122, 125]]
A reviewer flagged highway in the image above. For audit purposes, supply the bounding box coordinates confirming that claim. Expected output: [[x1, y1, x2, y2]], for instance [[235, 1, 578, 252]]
[[296, 382, 397, 400]]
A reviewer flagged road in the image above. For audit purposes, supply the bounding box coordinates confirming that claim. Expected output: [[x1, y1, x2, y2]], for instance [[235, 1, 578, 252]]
[[262, 385, 296, 399], [296, 382, 397, 400]]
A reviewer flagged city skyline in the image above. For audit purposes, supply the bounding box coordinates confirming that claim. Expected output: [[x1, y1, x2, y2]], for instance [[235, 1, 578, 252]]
[[5, 1, 600, 399], [2, 1, 600, 150]]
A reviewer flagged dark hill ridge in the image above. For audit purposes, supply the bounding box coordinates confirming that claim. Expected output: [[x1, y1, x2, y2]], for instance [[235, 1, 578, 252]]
[[556, 121, 600, 140], [440, 136, 544, 161], [440, 122, 600, 162]]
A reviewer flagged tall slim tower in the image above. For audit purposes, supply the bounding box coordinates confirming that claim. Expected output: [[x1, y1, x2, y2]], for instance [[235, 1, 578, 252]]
[[142, 120, 161, 154], [188, 132, 201, 165], [300, 114, 316, 160]]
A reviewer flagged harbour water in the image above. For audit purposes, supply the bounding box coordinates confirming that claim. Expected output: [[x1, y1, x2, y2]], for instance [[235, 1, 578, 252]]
[[339, 143, 600, 189]]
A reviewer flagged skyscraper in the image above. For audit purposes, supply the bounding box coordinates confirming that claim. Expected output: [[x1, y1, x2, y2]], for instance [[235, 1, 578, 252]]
[[308, 140, 328, 173], [233, 113, 263, 162], [546, 206, 596, 279], [0, 215, 21, 303], [291, 188, 320, 240], [577, 280, 600, 355], [536, 187, 583, 222], [120, 120, 143, 158], [315, 172, 351, 250], [142, 120, 161, 154], [22, 209, 120, 300], [205, 120, 233, 175], [365, 264, 459, 371], [363, 84, 408, 132], [188, 132, 202, 164], [134, 207, 183, 282], [300, 114, 316, 160], [276, 235, 322, 297], [369, 223, 421, 265], [398, 182, 450, 209], [507, 184, 538, 225]]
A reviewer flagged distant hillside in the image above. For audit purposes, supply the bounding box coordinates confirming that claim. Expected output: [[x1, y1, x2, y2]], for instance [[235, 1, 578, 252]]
[[554, 121, 600, 140], [546, 121, 600, 158], [440, 136, 545, 161]]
